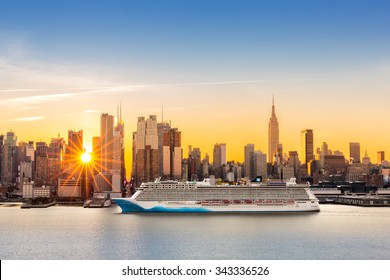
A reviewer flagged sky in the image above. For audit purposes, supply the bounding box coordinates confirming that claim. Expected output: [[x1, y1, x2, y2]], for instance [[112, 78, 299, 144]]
[[1, 0, 390, 175]]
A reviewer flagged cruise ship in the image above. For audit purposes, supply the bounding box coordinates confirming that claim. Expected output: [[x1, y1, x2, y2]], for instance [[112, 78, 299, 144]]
[[113, 177, 320, 213]]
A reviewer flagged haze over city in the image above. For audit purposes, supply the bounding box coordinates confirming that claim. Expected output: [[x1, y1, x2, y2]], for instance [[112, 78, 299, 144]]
[[1, 0, 389, 172]]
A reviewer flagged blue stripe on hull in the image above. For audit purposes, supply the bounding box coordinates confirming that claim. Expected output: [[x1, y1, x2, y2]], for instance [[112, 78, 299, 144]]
[[113, 199, 211, 213]]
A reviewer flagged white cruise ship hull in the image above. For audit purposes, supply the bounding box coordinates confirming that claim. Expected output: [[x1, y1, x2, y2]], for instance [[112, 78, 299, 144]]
[[113, 198, 320, 213]]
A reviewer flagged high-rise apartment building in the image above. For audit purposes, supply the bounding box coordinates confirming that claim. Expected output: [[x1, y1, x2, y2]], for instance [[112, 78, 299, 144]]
[[349, 142, 361, 163], [268, 96, 279, 163], [244, 144, 254, 179], [133, 115, 159, 187], [301, 129, 314, 165]]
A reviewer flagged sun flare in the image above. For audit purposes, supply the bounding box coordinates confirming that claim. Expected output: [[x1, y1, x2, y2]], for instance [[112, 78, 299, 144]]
[[81, 152, 92, 163]]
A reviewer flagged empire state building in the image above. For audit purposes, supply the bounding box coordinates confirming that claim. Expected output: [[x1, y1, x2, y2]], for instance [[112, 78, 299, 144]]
[[268, 96, 279, 163]]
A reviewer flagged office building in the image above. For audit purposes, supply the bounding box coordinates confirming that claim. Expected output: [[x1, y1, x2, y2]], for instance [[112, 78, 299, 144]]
[[253, 150, 267, 177], [244, 144, 255, 179], [162, 128, 182, 180], [58, 178, 82, 198], [36, 142, 48, 157], [64, 130, 83, 177], [301, 129, 314, 165], [1, 131, 18, 184], [5, 130, 17, 146], [112, 106, 125, 193], [378, 151, 385, 164], [362, 150, 371, 165], [287, 151, 300, 178], [157, 122, 171, 177], [133, 115, 159, 187], [0, 135, 3, 182], [349, 142, 361, 163], [213, 143, 226, 168], [92, 136, 101, 175], [324, 155, 346, 174], [100, 113, 114, 173]]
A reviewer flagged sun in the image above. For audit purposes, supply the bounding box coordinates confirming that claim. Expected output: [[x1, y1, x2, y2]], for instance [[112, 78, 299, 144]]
[[81, 152, 92, 163]]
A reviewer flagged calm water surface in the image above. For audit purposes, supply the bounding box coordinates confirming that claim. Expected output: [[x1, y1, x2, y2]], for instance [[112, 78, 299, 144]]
[[0, 204, 389, 260]]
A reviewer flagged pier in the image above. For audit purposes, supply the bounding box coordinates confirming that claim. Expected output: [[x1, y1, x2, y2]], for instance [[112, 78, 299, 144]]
[[20, 202, 57, 209], [335, 196, 390, 207]]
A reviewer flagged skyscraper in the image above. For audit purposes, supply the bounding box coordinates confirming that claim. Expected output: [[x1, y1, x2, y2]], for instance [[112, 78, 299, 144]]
[[213, 143, 226, 168], [0, 134, 3, 182], [349, 142, 361, 163], [17, 141, 34, 185], [67, 130, 83, 156], [301, 129, 314, 164], [92, 136, 101, 175], [112, 106, 125, 193], [48, 137, 66, 160], [35, 141, 49, 187], [287, 151, 300, 178], [268, 95, 279, 163], [362, 150, 371, 165], [377, 151, 385, 164], [95, 110, 125, 193], [5, 131, 17, 146], [244, 144, 254, 179], [1, 131, 18, 184], [157, 121, 171, 177], [253, 150, 267, 177], [64, 130, 83, 177], [100, 113, 114, 173], [133, 115, 159, 187], [162, 128, 182, 180]]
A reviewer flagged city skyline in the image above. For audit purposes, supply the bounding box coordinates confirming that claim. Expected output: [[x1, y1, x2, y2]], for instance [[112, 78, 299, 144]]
[[1, 0, 390, 172], [1, 106, 389, 180]]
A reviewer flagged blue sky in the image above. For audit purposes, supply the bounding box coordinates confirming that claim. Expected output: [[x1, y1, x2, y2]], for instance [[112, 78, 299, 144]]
[[1, 0, 390, 164], [2, 0, 389, 82]]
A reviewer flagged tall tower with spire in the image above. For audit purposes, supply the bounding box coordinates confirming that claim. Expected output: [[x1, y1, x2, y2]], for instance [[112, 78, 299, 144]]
[[268, 95, 279, 163]]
